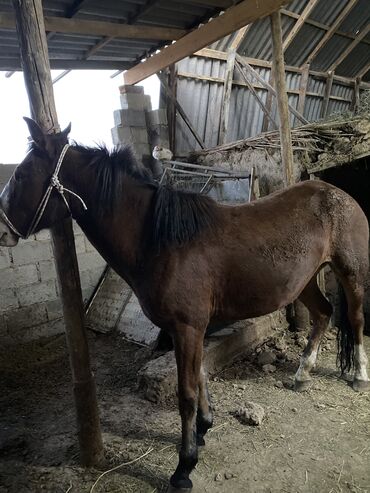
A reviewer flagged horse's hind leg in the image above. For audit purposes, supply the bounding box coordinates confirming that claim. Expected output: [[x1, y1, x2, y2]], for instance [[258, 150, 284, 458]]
[[170, 324, 204, 491], [294, 275, 332, 392], [337, 275, 369, 391], [196, 364, 213, 446]]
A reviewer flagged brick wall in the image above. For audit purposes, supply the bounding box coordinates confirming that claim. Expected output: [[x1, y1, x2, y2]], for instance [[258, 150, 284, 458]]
[[0, 164, 107, 344]]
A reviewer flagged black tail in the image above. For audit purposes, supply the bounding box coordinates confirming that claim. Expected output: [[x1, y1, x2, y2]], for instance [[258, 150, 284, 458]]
[[336, 283, 354, 374]]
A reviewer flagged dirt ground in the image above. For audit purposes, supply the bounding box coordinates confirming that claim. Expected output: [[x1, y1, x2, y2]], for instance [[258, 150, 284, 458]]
[[0, 324, 369, 493]]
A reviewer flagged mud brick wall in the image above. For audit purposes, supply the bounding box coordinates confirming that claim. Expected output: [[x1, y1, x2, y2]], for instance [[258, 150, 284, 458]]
[[0, 165, 107, 344]]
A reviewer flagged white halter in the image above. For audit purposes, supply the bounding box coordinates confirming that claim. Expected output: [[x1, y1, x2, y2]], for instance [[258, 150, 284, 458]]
[[0, 144, 87, 239]]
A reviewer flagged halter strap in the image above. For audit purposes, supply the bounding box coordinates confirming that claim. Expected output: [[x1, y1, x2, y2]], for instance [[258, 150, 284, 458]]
[[1, 144, 88, 239]]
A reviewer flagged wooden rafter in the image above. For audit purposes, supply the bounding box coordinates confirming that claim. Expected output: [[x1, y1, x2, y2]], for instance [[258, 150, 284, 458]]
[[219, 50, 236, 144], [282, 0, 320, 52], [0, 12, 185, 40], [123, 0, 288, 85], [302, 0, 358, 65], [356, 60, 370, 79], [328, 23, 370, 72]]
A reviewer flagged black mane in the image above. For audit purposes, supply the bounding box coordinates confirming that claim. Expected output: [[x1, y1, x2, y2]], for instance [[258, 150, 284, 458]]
[[73, 144, 221, 251]]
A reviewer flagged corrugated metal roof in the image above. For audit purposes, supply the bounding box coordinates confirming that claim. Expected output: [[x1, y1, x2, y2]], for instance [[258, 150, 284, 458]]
[[0, 0, 237, 71]]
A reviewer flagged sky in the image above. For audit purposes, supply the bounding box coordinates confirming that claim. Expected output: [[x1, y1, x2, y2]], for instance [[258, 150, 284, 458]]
[[0, 70, 160, 164]]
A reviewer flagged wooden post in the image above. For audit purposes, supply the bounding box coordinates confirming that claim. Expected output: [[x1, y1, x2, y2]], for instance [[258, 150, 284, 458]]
[[270, 11, 294, 186], [167, 64, 177, 154], [296, 63, 310, 126], [219, 49, 236, 144], [353, 76, 361, 114], [11, 0, 104, 466], [321, 71, 334, 119], [262, 68, 275, 132]]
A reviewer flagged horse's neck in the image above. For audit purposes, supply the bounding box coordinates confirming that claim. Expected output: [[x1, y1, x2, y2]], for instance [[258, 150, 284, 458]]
[[62, 152, 153, 281]]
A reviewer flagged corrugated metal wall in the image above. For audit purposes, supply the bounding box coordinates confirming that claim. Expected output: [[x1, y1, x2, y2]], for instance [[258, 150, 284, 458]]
[[175, 55, 355, 155]]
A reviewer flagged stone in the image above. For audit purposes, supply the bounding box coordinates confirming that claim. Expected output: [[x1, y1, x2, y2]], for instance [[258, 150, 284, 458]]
[[274, 380, 284, 389], [257, 350, 277, 366], [214, 473, 223, 482], [235, 401, 265, 426], [262, 364, 276, 373]]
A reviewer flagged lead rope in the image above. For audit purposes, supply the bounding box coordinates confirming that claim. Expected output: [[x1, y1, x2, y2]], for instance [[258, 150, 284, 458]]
[[1, 144, 88, 239]]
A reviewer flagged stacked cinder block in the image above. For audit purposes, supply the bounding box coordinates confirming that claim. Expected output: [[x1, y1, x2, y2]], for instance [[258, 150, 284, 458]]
[[0, 222, 106, 344], [111, 85, 152, 166], [111, 85, 170, 174]]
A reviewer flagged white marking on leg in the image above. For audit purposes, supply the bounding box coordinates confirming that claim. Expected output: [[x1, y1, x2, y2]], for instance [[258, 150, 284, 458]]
[[295, 349, 318, 382], [354, 344, 369, 382]]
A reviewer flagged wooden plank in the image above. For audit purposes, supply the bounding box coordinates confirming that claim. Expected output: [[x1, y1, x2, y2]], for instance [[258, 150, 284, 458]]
[[158, 72, 206, 149], [302, 0, 358, 65], [270, 11, 294, 186], [168, 64, 177, 153], [320, 71, 334, 118], [296, 63, 309, 125], [219, 50, 236, 145], [123, 0, 289, 85], [11, 0, 103, 467], [0, 12, 185, 40], [235, 60, 278, 129], [282, 0, 320, 52], [235, 53, 309, 124], [328, 23, 370, 72]]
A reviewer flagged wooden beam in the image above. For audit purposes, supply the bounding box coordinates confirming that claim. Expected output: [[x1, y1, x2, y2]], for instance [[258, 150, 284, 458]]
[[302, 0, 358, 65], [229, 24, 251, 50], [0, 12, 185, 40], [235, 53, 309, 124], [320, 71, 334, 118], [219, 50, 236, 145], [282, 0, 320, 52], [123, 0, 289, 85], [158, 73, 206, 149], [235, 60, 278, 130], [11, 0, 104, 467], [296, 63, 309, 125], [328, 23, 370, 72], [270, 11, 294, 186]]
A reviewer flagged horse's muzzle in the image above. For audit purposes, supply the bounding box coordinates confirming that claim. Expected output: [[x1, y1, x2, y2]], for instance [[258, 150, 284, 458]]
[[0, 218, 19, 246]]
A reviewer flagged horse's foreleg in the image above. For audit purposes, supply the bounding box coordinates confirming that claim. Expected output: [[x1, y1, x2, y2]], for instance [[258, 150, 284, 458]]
[[170, 325, 204, 491], [294, 277, 332, 392], [196, 364, 213, 446]]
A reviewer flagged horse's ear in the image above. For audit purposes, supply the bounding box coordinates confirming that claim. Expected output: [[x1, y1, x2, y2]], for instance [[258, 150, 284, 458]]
[[61, 122, 72, 140], [23, 117, 45, 149]]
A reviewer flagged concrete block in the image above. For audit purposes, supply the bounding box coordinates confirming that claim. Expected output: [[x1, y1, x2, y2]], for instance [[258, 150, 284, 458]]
[[13, 318, 65, 343], [138, 312, 285, 404], [35, 230, 51, 241], [46, 299, 63, 321], [0, 248, 12, 269], [146, 109, 167, 127], [117, 293, 159, 344], [4, 304, 48, 331], [144, 95, 152, 111], [38, 260, 57, 282], [111, 126, 149, 146], [77, 251, 106, 273], [119, 85, 144, 95], [0, 264, 38, 288], [120, 93, 148, 111], [12, 241, 52, 265], [17, 280, 58, 307], [131, 142, 151, 159], [114, 109, 146, 128], [131, 127, 149, 144], [0, 288, 18, 312]]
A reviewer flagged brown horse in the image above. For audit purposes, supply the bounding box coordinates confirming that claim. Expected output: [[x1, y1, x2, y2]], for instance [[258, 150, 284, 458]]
[[0, 119, 369, 491]]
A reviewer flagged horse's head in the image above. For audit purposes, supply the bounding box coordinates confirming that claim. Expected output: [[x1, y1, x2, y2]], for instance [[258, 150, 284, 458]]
[[0, 118, 72, 246]]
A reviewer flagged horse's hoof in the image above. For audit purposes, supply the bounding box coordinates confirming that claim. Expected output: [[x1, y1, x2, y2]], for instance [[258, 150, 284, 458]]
[[294, 379, 311, 392], [353, 379, 369, 392], [168, 478, 193, 492]]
